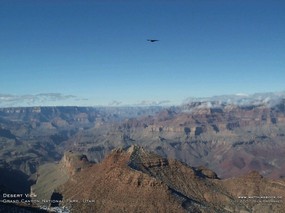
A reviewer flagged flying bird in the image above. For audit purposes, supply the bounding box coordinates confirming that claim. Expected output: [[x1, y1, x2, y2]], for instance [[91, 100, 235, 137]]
[[147, 39, 159, 42]]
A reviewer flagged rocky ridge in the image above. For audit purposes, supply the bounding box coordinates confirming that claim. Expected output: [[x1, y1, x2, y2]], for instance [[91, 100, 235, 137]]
[[55, 146, 285, 213]]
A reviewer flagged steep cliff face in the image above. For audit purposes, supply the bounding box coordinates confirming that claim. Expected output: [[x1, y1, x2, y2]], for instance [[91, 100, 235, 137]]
[[1, 101, 285, 194], [57, 146, 285, 213], [105, 102, 285, 179], [124, 103, 284, 135], [58, 146, 185, 213], [61, 151, 91, 175], [30, 151, 92, 207]]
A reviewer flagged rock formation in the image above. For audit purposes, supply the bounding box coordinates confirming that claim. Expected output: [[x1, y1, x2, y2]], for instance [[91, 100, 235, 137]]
[[56, 146, 285, 213]]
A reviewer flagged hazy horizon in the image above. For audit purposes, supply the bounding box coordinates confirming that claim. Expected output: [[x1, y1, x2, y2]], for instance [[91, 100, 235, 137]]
[[0, 90, 284, 108], [1, 0, 284, 106]]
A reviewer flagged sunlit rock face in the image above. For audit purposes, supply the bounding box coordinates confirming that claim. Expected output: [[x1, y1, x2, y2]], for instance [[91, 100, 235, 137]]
[[58, 146, 285, 213]]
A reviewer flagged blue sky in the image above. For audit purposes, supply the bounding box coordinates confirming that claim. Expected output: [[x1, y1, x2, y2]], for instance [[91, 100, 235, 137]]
[[0, 0, 284, 106]]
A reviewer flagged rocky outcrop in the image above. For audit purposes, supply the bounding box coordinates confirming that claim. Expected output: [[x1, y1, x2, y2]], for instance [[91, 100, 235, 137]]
[[57, 146, 285, 213], [61, 151, 91, 175], [59, 146, 185, 213]]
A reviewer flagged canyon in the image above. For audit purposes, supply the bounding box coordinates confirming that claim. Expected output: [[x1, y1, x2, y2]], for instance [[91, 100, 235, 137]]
[[0, 94, 285, 212]]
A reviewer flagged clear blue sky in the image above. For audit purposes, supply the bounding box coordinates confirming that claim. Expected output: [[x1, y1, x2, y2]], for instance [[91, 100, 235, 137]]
[[0, 0, 284, 106]]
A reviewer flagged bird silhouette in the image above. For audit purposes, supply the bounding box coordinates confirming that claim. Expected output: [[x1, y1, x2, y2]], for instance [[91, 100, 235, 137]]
[[147, 39, 159, 42]]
